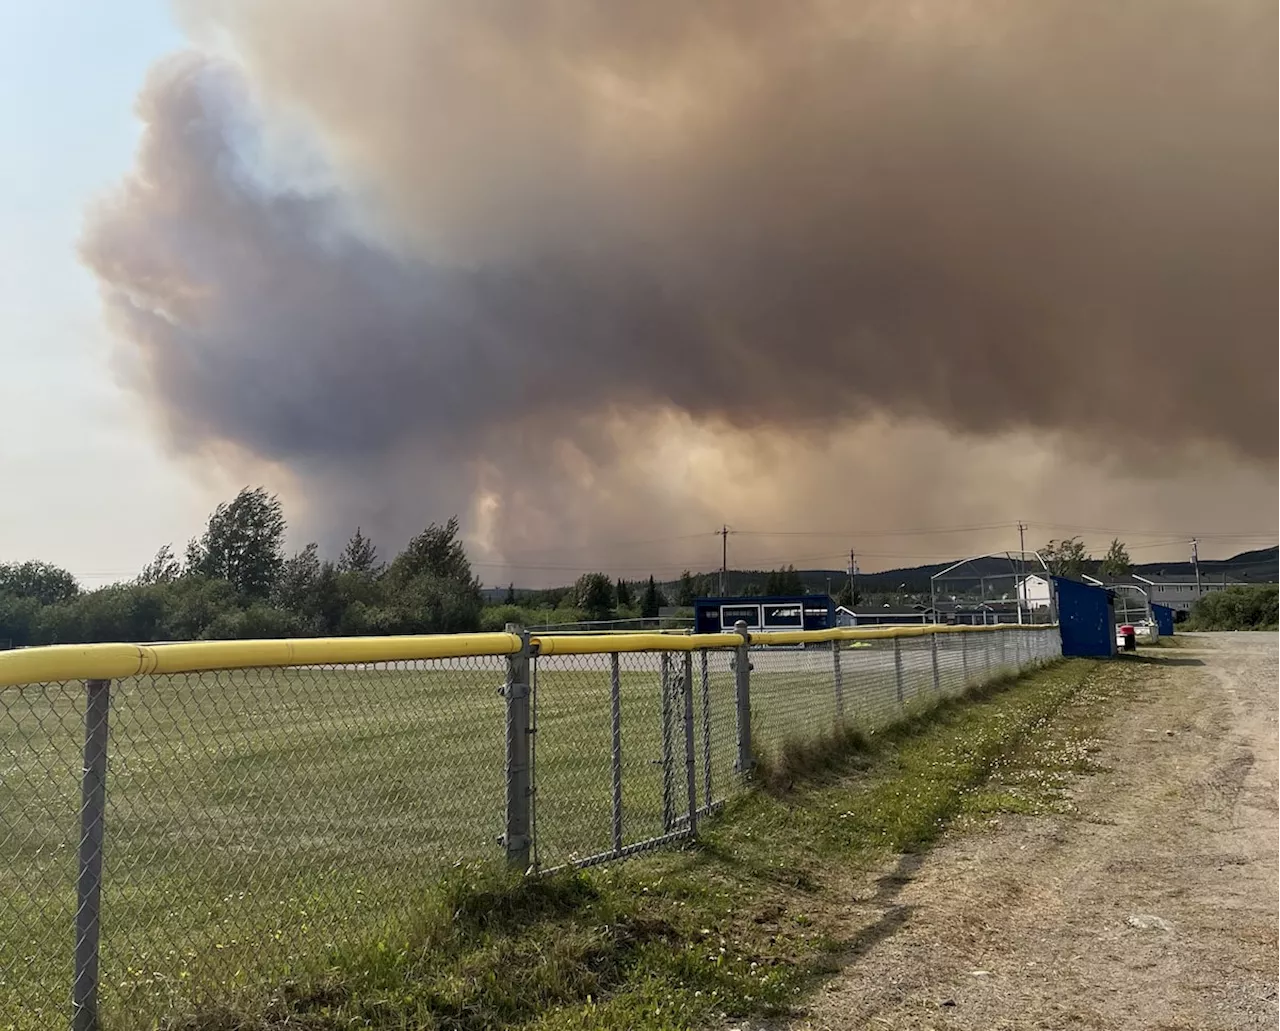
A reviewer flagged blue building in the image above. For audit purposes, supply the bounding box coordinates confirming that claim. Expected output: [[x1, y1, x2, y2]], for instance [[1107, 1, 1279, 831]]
[[1052, 576, 1118, 657], [1151, 603, 1176, 637], [694, 595, 835, 634]]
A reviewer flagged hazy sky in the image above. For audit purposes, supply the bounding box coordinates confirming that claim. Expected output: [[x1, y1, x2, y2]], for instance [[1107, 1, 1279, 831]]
[[3, 2, 1276, 589], [1, 1, 241, 586]]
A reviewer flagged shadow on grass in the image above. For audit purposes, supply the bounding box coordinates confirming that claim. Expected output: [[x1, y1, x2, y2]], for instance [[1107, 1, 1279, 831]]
[[834, 852, 926, 967], [1119, 653, 1206, 667]]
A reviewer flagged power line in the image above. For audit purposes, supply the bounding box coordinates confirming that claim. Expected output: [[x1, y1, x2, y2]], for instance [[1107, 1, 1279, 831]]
[[1026, 522, 1275, 540], [495, 531, 718, 558], [733, 522, 1014, 539]]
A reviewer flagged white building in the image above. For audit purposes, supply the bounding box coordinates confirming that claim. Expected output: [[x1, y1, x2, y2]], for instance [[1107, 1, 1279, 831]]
[[1016, 574, 1054, 611]]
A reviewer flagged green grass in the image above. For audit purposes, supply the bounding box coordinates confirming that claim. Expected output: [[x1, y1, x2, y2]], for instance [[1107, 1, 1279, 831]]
[[149, 652, 1126, 1030], [0, 636, 1053, 1029]]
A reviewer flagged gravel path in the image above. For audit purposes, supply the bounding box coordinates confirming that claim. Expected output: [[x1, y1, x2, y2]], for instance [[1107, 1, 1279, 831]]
[[757, 632, 1279, 1030]]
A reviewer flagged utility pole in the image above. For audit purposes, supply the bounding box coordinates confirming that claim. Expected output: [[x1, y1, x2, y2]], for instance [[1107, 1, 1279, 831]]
[[718, 525, 730, 596], [847, 549, 858, 606], [1017, 521, 1028, 625], [1191, 538, 1201, 600]]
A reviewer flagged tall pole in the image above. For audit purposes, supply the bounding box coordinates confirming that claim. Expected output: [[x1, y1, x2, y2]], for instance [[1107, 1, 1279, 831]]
[[720, 525, 729, 596], [1191, 538, 1201, 601], [1017, 522, 1027, 625]]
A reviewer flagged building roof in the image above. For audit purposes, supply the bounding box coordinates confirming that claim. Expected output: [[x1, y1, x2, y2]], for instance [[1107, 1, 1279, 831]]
[[1084, 571, 1246, 588], [1082, 573, 1145, 588], [1135, 572, 1245, 586]]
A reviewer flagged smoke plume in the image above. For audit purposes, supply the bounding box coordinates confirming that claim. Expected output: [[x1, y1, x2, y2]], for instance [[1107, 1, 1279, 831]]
[[82, 1, 1277, 577]]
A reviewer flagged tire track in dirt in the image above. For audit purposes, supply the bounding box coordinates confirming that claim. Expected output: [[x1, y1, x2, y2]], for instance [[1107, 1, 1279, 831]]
[[737, 633, 1278, 1031]]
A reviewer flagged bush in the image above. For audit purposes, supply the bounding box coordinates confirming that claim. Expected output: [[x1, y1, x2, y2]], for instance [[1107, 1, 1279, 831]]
[[1183, 585, 1278, 631], [478, 605, 588, 632]]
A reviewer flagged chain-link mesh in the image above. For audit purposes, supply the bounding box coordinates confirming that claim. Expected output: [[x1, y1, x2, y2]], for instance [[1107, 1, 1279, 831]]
[[2, 659, 504, 1030], [1, 681, 83, 1030], [748, 642, 839, 759], [840, 641, 900, 730], [0, 626, 1061, 1027], [531, 648, 742, 871], [700, 649, 739, 816]]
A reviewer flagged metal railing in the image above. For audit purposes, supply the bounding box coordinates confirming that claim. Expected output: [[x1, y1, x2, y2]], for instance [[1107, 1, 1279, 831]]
[[0, 622, 1061, 1030]]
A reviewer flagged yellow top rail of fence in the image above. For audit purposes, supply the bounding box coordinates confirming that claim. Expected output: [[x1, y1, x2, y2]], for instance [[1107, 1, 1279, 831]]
[[532, 632, 736, 655], [553, 622, 1050, 652], [0, 622, 1055, 687], [0, 632, 524, 688]]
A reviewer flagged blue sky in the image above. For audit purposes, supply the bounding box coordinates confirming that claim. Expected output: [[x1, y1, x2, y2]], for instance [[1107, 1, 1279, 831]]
[[0, 1, 233, 585]]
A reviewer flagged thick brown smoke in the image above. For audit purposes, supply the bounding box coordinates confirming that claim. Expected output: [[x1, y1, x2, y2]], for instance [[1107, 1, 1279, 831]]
[[82, 1, 1277, 574]]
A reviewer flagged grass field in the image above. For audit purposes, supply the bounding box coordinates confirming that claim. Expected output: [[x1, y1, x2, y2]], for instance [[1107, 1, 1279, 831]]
[[0, 630, 1055, 1029]]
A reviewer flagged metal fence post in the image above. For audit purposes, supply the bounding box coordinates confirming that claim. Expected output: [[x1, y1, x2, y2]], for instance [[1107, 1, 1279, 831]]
[[832, 640, 845, 722], [609, 652, 623, 856], [503, 625, 533, 870], [681, 652, 698, 836], [73, 678, 110, 1031], [659, 653, 676, 832], [893, 637, 904, 704], [961, 630, 969, 686], [733, 620, 753, 776], [699, 650, 712, 811], [930, 631, 941, 693]]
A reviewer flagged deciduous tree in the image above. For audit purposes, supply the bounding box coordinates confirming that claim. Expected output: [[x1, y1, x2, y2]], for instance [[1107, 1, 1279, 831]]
[[186, 487, 286, 598]]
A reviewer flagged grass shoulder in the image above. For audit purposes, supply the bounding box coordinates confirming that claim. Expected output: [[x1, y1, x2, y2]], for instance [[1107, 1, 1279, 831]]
[[174, 658, 1142, 1031]]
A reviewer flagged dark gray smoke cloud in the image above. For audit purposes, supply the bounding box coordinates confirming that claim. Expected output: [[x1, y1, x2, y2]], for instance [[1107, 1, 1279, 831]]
[[82, 1, 1276, 573]]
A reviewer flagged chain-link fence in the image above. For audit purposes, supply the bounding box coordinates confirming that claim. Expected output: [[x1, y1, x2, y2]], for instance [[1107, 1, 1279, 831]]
[[1, 624, 1060, 1029]]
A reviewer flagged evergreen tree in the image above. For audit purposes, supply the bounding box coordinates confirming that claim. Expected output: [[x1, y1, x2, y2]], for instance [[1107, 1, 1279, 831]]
[[676, 570, 697, 606], [640, 576, 662, 618], [764, 564, 804, 595], [338, 527, 380, 574]]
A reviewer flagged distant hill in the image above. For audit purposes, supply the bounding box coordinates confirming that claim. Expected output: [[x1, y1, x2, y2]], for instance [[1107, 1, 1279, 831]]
[[489, 545, 1277, 600], [701, 548, 1280, 594], [1130, 545, 1278, 584]]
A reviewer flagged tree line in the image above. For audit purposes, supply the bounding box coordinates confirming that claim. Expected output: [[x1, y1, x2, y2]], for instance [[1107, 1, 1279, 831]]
[[484, 562, 851, 630], [0, 488, 833, 647], [0, 488, 490, 647]]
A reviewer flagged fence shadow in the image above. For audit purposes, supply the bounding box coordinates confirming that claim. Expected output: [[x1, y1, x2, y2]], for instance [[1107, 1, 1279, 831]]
[[1120, 653, 1206, 667], [826, 852, 925, 967]]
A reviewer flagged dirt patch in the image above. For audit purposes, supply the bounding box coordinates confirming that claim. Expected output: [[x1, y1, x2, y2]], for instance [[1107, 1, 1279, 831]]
[[743, 633, 1278, 1031]]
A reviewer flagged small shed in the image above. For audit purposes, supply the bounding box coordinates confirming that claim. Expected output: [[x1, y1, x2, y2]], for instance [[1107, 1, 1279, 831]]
[[1151, 603, 1175, 637], [1052, 576, 1118, 658]]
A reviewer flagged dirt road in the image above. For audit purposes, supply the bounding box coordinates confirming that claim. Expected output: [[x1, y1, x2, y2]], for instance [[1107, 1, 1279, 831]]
[[775, 633, 1278, 1030]]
